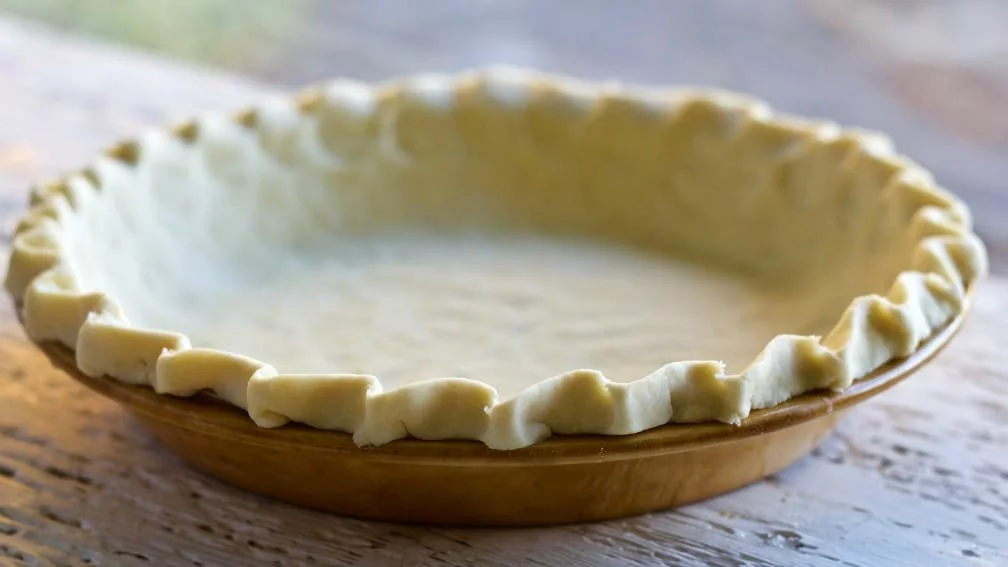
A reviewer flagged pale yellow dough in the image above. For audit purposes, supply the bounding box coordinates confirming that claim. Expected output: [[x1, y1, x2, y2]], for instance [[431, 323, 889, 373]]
[[137, 234, 856, 397], [5, 67, 987, 449]]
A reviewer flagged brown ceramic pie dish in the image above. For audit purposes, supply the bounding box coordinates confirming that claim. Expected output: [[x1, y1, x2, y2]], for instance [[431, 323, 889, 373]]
[[6, 67, 985, 524]]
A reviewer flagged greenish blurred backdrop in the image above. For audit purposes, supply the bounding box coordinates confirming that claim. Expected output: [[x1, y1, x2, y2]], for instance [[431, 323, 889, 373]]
[[0, 0, 308, 74]]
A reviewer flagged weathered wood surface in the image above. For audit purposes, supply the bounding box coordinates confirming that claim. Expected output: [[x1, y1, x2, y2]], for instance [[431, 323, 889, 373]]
[[0, 13, 1006, 567]]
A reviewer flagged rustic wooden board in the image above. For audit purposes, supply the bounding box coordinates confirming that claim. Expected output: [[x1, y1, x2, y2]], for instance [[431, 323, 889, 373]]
[[0, 15, 1006, 567]]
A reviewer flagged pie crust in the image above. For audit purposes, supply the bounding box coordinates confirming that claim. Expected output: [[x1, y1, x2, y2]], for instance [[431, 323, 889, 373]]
[[5, 67, 986, 450]]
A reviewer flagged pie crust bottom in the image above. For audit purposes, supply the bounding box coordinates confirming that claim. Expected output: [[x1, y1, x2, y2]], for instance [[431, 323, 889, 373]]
[[136, 232, 863, 399]]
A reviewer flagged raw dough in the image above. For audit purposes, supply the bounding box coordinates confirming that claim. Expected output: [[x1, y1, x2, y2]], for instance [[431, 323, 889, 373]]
[[6, 67, 986, 449], [130, 233, 861, 397]]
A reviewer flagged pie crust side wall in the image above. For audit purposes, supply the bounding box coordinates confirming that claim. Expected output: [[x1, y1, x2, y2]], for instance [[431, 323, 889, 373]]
[[4, 68, 987, 450]]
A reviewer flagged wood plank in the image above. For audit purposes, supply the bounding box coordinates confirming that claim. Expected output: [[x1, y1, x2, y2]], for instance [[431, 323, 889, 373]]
[[0, 15, 1005, 567]]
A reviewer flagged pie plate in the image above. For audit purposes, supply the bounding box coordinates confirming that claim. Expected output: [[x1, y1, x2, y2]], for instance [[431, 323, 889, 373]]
[[5, 67, 986, 525]]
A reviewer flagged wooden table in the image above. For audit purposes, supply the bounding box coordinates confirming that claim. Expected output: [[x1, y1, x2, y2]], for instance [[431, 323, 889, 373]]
[[0, 10, 1006, 567]]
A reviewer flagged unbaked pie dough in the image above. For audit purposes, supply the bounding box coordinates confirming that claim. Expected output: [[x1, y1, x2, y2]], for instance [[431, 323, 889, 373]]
[[5, 67, 986, 449]]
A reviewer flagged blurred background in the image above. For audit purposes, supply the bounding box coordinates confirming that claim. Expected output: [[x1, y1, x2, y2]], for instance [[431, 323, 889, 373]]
[[2, 0, 1007, 266]]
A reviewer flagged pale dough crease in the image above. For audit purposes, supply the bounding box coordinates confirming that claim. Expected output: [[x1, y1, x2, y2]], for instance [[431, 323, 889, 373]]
[[5, 67, 987, 450]]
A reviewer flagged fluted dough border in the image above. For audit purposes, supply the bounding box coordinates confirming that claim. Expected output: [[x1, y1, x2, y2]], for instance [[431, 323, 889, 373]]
[[4, 67, 988, 450]]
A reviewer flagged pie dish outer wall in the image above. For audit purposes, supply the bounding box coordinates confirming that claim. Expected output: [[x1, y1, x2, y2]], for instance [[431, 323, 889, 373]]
[[4, 67, 987, 450]]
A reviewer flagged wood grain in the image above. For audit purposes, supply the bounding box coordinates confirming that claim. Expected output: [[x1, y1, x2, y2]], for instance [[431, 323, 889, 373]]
[[0, 14, 1006, 567]]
